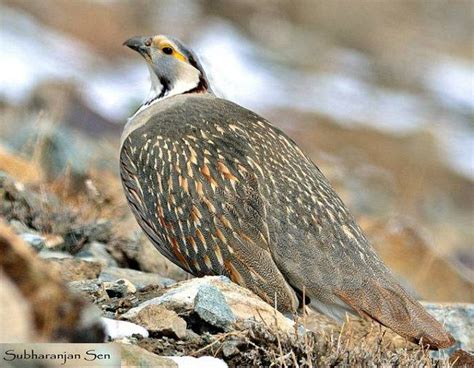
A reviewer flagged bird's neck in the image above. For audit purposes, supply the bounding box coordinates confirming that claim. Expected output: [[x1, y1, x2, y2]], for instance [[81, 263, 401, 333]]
[[135, 65, 210, 117]]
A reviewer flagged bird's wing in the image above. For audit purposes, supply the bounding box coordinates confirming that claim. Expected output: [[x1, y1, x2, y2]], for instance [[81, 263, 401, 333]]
[[119, 109, 299, 312]]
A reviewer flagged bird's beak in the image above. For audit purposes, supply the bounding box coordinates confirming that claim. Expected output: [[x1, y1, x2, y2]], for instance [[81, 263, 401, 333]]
[[123, 36, 151, 58]]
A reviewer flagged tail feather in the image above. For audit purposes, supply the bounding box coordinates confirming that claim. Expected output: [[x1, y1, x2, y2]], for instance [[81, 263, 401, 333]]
[[335, 280, 455, 349]]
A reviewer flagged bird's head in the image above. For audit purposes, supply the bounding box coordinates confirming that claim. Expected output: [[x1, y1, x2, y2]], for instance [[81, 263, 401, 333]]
[[124, 35, 211, 106]]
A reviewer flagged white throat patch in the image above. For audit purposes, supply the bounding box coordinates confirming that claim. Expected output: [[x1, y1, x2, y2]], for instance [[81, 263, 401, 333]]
[[131, 61, 201, 119]]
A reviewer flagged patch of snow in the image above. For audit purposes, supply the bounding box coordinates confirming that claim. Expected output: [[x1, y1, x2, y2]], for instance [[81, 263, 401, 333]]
[[435, 122, 474, 179], [85, 64, 148, 121], [194, 21, 284, 109], [101, 317, 149, 339], [0, 6, 93, 101], [166, 356, 228, 368], [0, 6, 147, 120], [194, 22, 435, 134], [425, 57, 474, 112]]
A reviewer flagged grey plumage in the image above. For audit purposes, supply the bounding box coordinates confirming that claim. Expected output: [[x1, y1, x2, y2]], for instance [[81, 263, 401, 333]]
[[121, 35, 455, 349]]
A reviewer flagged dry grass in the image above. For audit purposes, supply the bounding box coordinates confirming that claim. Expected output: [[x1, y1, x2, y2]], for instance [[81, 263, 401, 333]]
[[136, 317, 450, 367]]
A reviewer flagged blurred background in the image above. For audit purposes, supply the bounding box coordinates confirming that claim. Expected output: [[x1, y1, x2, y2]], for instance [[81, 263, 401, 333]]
[[0, 0, 472, 302]]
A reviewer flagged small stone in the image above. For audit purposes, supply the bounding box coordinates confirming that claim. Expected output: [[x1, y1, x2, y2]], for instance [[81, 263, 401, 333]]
[[76, 241, 118, 267], [120, 344, 178, 368], [222, 339, 241, 357], [20, 233, 45, 251], [100, 267, 175, 290], [194, 284, 236, 331], [69, 279, 109, 303], [103, 278, 136, 298], [126, 305, 187, 339], [185, 329, 201, 343]]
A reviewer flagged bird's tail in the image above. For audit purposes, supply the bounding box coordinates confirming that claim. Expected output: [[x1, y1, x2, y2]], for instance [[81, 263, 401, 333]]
[[335, 279, 455, 349]]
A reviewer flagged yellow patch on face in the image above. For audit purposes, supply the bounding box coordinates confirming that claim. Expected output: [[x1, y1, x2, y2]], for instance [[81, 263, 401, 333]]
[[152, 35, 188, 63]]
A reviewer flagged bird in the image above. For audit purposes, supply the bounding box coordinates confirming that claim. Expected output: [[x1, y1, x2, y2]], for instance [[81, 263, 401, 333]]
[[120, 34, 455, 349]]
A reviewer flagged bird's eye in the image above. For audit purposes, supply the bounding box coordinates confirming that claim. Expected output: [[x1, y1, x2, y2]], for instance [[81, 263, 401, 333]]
[[162, 47, 173, 55]]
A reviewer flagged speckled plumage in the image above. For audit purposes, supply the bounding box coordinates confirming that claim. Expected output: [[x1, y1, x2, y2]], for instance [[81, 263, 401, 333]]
[[121, 35, 455, 349]]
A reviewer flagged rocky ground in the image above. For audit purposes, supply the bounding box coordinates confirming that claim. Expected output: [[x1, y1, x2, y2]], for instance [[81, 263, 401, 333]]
[[0, 151, 473, 367]]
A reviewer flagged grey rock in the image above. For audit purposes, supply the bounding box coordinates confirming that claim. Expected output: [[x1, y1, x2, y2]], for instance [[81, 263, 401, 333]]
[[185, 329, 201, 343], [69, 279, 109, 303], [422, 302, 474, 358], [103, 279, 136, 298], [9, 220, 47, 252], [126, 304, 187, 339], [20, 233, 45, 251], [194, 284, 236, 331], [99, 267, 175, 291], [222, 339, 241, 357], [76, 241, 118, 267]]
